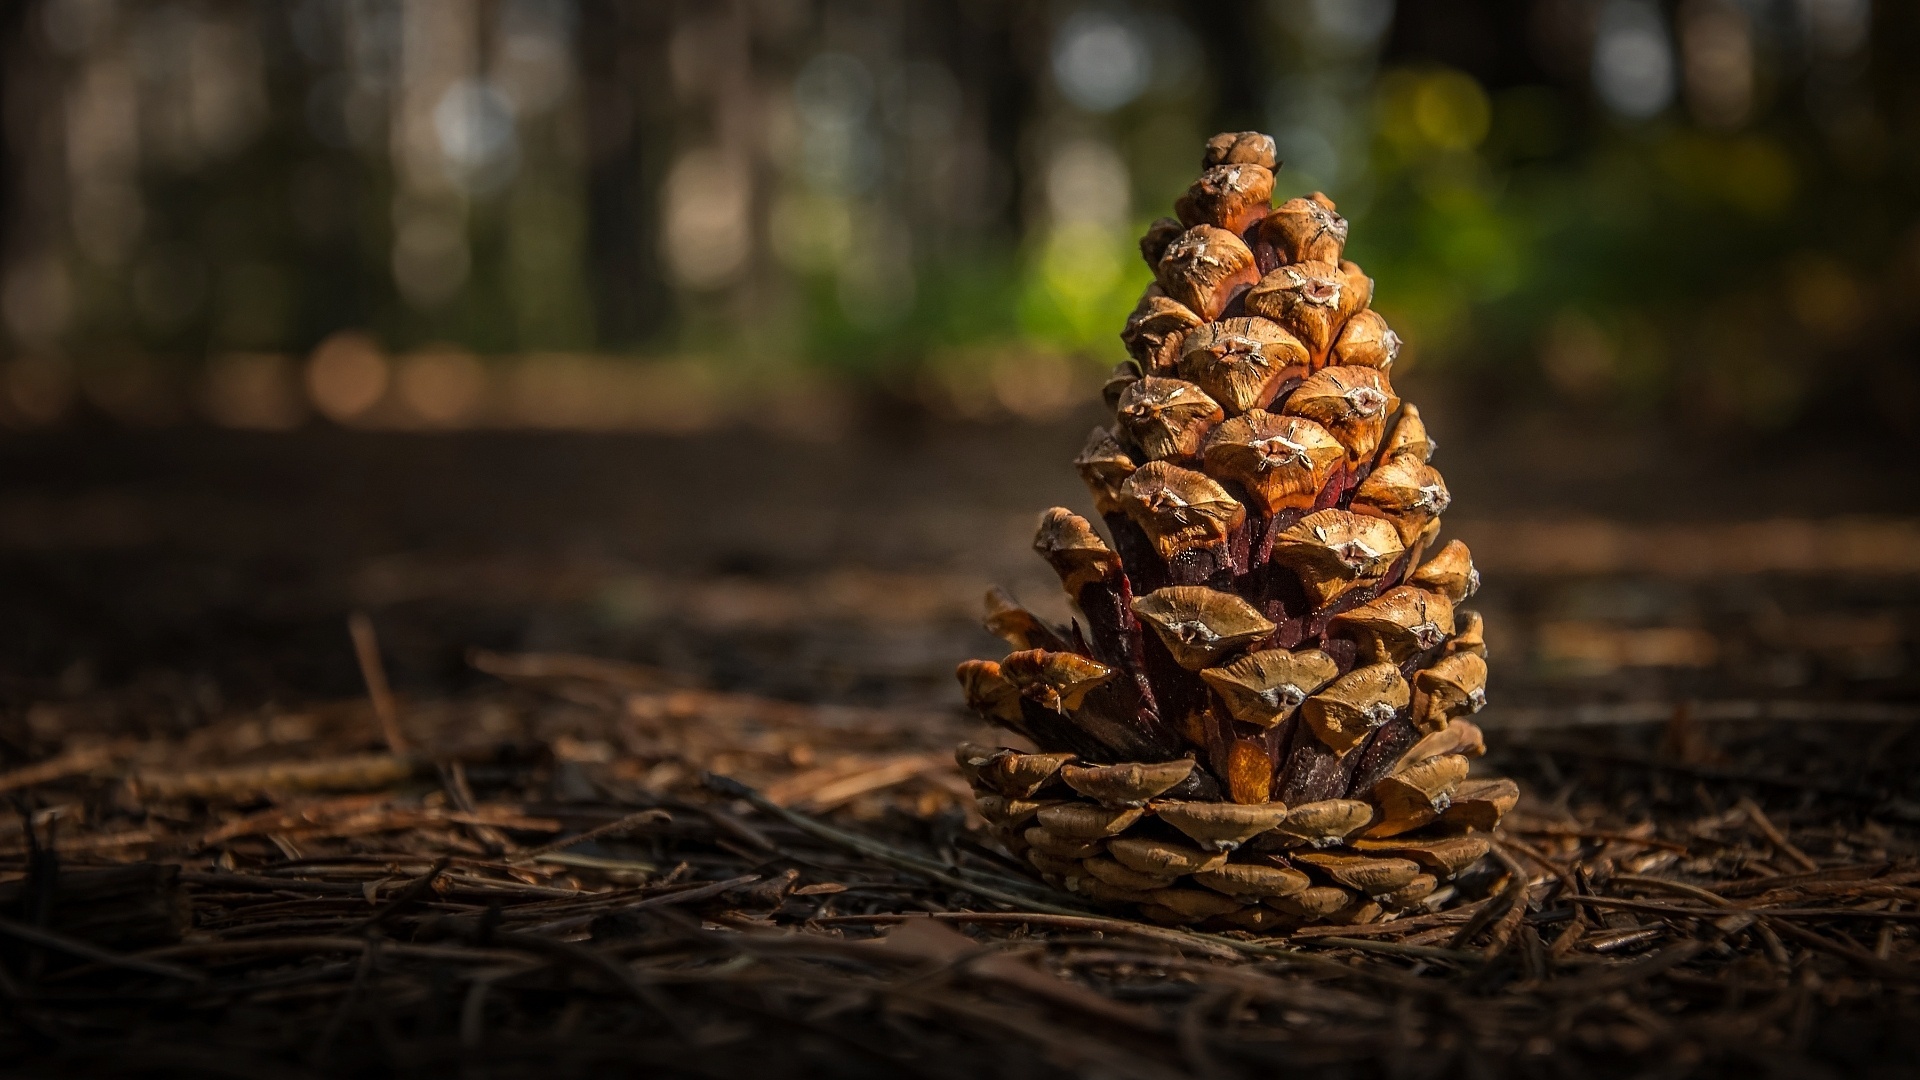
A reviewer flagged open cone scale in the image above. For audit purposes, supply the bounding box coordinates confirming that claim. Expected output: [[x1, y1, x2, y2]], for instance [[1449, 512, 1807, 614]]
[[956, 131, 1517, 929]]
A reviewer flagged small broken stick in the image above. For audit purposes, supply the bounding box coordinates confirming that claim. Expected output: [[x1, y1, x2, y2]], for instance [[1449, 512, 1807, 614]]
[[349, 611, 410, 757]]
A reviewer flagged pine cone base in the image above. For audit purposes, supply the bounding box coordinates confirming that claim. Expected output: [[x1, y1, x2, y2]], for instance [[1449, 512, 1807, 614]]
[[956, 131, 1518, 928], [961, 744, 1517, 927]]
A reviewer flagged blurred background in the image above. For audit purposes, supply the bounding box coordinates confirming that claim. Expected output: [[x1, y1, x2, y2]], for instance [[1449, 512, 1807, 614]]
[[1, 0, 1916, 731], [3, 0, 1917, 427]]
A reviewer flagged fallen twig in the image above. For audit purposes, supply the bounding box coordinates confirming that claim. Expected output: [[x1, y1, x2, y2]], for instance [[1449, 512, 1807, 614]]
[[348, 612, 409, 757], [136, 755, 418, 800], [1738, 797, 1820, 873], [509, 808, 671, 863]]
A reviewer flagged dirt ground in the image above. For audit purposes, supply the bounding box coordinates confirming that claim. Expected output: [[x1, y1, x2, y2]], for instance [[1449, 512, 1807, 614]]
[[3, 396, 1917, 715], [3, 398, 1920, 1077]]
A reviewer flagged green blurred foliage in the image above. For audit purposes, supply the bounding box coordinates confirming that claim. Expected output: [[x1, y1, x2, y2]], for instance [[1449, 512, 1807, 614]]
[[7, 0, 1918, 430], [1345, 59, 1907, 430], [755, 3, 1920, 431]]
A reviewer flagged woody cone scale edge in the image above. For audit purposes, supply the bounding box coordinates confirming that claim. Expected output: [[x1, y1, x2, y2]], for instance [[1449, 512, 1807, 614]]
[[955, 132, 1516, 930]]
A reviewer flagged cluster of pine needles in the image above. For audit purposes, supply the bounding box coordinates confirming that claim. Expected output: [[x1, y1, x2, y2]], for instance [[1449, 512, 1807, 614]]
[[3, 645, 1918, 1079]]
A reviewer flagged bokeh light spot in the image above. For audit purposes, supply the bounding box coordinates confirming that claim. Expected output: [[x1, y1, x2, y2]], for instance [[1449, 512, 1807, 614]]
[[1594, 0, 1676, 120], [397, 346, 488, 426], [1052, 12, 1150, 113], [201, 352, 304, 430], [306, 330, 390, 423], [661, 149, 752, 290], [1412, 70, 1491, 151]]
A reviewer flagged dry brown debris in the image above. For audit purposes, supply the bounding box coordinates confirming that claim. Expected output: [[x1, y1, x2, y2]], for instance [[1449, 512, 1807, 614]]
[[2, 651, 1919, 1078]]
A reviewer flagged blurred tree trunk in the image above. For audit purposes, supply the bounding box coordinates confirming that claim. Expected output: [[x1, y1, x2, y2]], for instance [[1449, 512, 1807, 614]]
[[0, 1, 71, 359], [0, 2, 22, 288], [579, 1, 677, 350]]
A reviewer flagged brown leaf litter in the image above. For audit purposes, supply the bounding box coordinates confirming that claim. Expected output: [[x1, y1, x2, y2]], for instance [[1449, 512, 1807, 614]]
[[2, 648, 1918, 1078]]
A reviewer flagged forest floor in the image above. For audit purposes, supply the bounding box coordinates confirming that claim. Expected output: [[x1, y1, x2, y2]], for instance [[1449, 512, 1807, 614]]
[[2, 399, 1918, 1078]]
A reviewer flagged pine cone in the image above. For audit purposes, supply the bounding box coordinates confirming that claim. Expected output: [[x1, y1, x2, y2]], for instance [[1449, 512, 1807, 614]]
[[955, 132, 1515, 930]]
